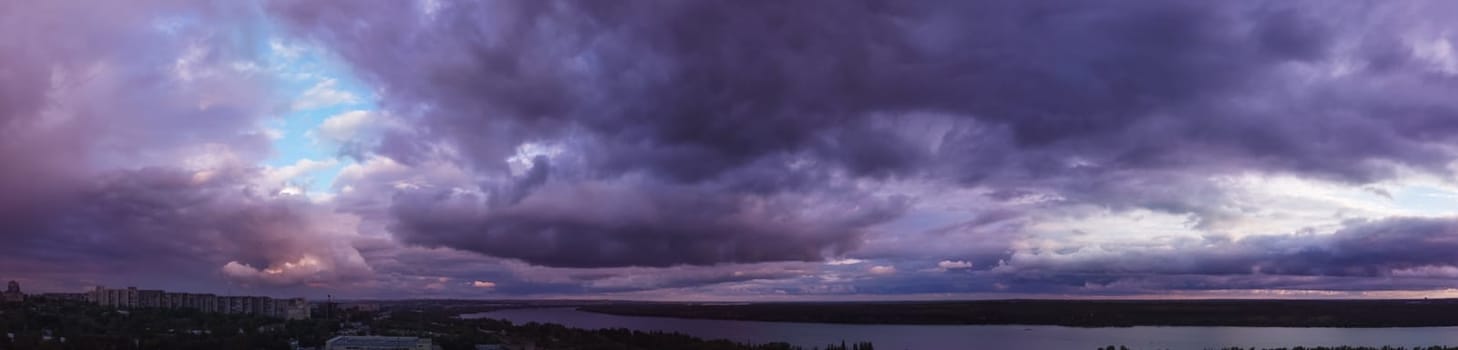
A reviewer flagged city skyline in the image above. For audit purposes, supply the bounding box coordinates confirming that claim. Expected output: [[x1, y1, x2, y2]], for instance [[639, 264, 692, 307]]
[[8, 1, 1458, 301], [0, 279, 309, 320]]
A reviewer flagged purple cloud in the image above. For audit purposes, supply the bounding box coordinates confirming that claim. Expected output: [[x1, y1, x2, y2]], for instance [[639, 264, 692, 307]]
[[257, 0, 1458, 293], [0, 0, 371, 294], [8, 0, 1458, 299]]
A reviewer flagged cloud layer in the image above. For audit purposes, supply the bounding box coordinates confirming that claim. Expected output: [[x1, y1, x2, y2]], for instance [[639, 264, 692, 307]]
[[6, 0, 1458, 299]]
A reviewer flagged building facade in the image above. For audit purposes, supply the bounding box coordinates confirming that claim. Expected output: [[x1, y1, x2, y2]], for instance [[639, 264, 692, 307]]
[[86, 286, 309, 320], [35, 293, 87, 302]]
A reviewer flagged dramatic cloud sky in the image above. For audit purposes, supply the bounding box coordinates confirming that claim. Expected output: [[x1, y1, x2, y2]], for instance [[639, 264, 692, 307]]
[[7, 0, 1458, 300]]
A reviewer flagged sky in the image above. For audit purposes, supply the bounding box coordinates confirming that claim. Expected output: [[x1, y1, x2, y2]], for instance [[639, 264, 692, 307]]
[[7, 0, 1458, 300]]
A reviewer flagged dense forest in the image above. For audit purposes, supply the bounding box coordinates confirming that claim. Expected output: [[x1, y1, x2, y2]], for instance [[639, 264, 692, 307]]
[[582, 299, 1458, 327], [356, 306, 872, 350], [0, 300, 336, 349], [0, 300, 872, 350], [494, 321, 873, 350], [20, 298, 1458, 349]]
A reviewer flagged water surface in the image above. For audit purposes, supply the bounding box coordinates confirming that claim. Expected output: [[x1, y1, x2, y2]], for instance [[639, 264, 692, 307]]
[[462, 307, 1458, 350]]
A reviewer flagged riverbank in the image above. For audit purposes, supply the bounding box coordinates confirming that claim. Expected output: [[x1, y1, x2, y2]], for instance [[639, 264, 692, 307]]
[[467, 307, 1458, 350], [579, 299, 1458, 327]]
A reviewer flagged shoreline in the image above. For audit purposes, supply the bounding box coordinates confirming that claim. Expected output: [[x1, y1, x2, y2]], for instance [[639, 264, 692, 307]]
[[571, 299, 1458, 328]]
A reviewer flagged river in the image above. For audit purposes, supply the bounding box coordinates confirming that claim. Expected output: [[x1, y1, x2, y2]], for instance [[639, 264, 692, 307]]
[[460, 307, 1458, 350]]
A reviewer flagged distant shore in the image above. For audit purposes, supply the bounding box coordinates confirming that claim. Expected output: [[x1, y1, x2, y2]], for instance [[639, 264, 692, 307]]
[[578, 299, 1458, 328]]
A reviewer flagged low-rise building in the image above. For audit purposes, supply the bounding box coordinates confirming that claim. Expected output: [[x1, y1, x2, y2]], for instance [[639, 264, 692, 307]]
[[279, 298, 311, 320], [343, 303, 381, 312]]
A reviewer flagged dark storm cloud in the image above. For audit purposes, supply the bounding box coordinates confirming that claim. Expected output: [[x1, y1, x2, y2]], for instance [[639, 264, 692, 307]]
[[783, 217, 1458, 296], [274, 0, 1298, 176], [6, 0, 1458, 298], [993, 217, 1458, 292], [5, 167, 371, 287], [265, 0, 1458, 271], [388, 177, 909, 268]]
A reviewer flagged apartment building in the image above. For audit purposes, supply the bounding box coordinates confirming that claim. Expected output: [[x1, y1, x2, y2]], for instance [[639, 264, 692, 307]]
[[86, 286, 309, 320]]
